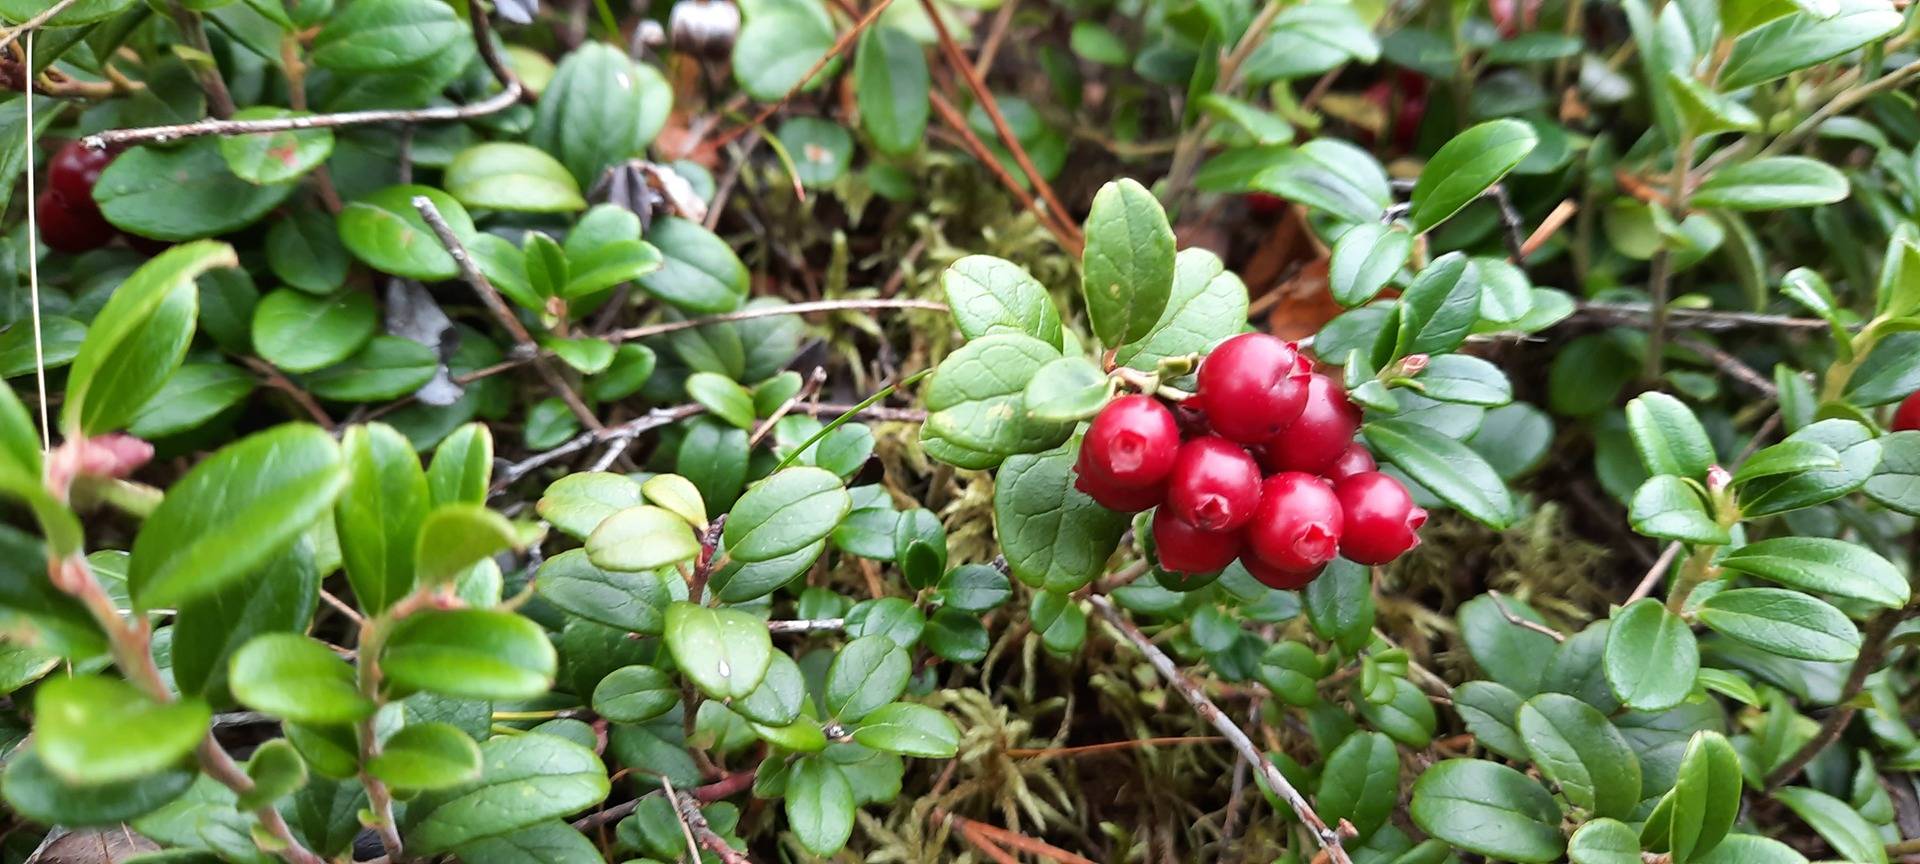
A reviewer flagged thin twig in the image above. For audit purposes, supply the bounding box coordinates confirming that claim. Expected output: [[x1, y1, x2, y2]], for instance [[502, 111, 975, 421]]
[[749, 366, 826, 448], [1757, 58, 1920, 159], [1674, 336, 1777, 397], [665, 775, 752, 864], [709, 0, 896, 150], [492, 404, 705, 493], [607, 297, 945, 345], [411, 196, 603, 432], [937, 811, 1098, 864], [163, 1, 236, 118], [1487, 590, 1565, 643], [1161, 0, 1288, 210], [1002, 735, 1226, 759], [1626, 541, 1683, 605], [660, 775, 706, 864], [766, 617, 846, 633], [1571, 301, 1833, 331], [1087, 595, 1353, 864], [1764, 605, 1917, 791], [0, 0, 83, 54], [241, 356, 335, 428], [927, 90, 1079, 251], [86, 84, 522, 150]]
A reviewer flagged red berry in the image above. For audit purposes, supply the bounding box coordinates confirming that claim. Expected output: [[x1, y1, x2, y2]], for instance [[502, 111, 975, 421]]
[[1073, 457, 1166, 512], [1326, 442, 1377, 480], [1152, 507, 1242, 575], [1196, 333, 1311, 444], [1260, 374, 1360, 475], [1079, 395, 1181, 490], [1240, 553, 1323, 591], [35, 190, 115, 253], [1246, 471, 1343, 574], [1333, 472, 1427, 565], [1166, 436, 1262, 532], [1894, 391, 1920, 432], [48, 140, 116, 211], [1246, 192, 1286, 216]]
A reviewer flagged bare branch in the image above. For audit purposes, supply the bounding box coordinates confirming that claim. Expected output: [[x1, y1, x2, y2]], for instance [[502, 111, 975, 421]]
[[0, 0, 84, 54], [1487, 590, 1565, 643]]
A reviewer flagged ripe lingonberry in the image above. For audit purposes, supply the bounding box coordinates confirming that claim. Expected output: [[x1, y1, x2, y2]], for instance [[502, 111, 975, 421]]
[[1333, 471, 1426, 565], [1079, 395, 1181, 490], [1073, 458, 1166, 512], [1326, 442, 1377, 480], [1246, 471, 1343, 574], [1240, 553, 1322, 591], [1260, 373, 1360, 475], [48, 141, 116, 211], [1894, 391, 1920, 433], [1166, 436, 1262, 532], [1152, 507, 1242, 575], [1195, 333, 1311, 444], [35, 190, 115, 254]]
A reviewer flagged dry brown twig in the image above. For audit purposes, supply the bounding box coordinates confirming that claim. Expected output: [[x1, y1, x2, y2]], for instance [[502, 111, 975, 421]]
[[0, 0, 84, 54], [709, 0, 897, 150]]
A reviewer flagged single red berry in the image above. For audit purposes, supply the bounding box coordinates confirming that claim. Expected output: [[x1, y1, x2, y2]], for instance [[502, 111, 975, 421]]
[[1333, 472, 1427, 565], [1326, 442, 1377, 480], [1894, 391, 1920, 432], [1246, 471, 1344, 574], [1073, 458, 1166, 512], [1196, 333, 1311, 444], [1260, 374, 1361, 475], [47, 140, 116, 211], [35, 190, 115, 253], [1166, 436, 1262, 532], [1152, 507, 1242, 575], [1240, 553, 1323, 591], [1245, 192, 1287, 216], [1079, 395, 1181, 491]]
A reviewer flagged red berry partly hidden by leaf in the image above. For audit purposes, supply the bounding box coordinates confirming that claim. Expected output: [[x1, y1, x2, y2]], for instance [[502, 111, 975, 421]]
[[1080, 395, 1181, 490], [1326, 442, 1377, 480], [1245, 192, 1287, 216], [1247, 471, 1344, 575], [1240, 553, 1323, 591], [1073, 457, 1166, 512], [1333, 471, 1426, 565], [1196, 333, 1311, 444], [1166, 436, 1262, 532], [1152, 507, 1242, 575], [1894, 391, 1920, 433], [48, 140, 116, 211], [1260, 373, 1360, 475], [35, 190, 115, 253]]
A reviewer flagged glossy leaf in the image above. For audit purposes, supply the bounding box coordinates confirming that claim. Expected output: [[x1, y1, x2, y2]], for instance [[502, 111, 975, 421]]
[[1081, 178, 1176, 347]]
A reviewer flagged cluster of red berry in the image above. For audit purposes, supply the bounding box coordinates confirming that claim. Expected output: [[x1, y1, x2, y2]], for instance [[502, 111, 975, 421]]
[[1074, 333, 1427, 590], [35, 141, 120, 254]]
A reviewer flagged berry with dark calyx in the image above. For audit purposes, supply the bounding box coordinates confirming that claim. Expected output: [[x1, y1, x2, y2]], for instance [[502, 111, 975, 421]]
[[47, 140, 116, 211], [1239, 553, 1323, 591], [1079, 395, 1181, 491], [1152, 507, 1242, 575], [1073, 458, 1166, 513], [1246, 471, 1343, 575], [1894, 391, 1920, 432], [1195, 333, 1311, 444], [35, 190, 115, 253], [1333, 471, 1427, 565], [1166, 436, 1262, 532], [1326, 442, 1377, 480], [1260, 373, 1360, 475]]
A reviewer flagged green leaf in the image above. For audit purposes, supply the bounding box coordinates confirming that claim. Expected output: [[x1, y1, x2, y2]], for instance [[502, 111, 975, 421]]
[[592, 664, 679, 723], [687, 371, 757, 430], [1329, 223, 1413, 307], [537, 472, 642, 540], [0, 0, 134, 25], [1022, 357, 1109, 424], [312, 0, 464, 70], [1643, 732, 1742, 863], [445, 142, 585, 213], [1516, 693, 1642, 818], [1697, 588, 1861, 662], [368, 722, 483, 791], [1568, 818, 1643, 864], [1408, 120, 1537, 233], [63, 241, 234, 435], [825, 635, 911, 722], [1629, 475, 1729, 544], [129, 424, 344, 609], [1080, 178, 1176, 347], [1457, 594, 1556, 696], [723, 467, 851, 562], [1363, 419, 1515, 528], [1866, 430, 1920, 514], [1693, 157, 1849, 210], [664, 602, 772, 700], [95, 141, 294, 241], [564, 209, 663, 299], [1318, 732, 1399, 842], [454, 820, 607, 864], [405, 734, 610, 855], [216, 108, 334, 186], [1666, 72, 1760, 136], [637, 217, 749, 314], [253, 288, 378, 374], [1393, 253, 1482, 357], [1875, 225, 1920, 319], [940, 255, 1065, 348], [336, 423, 429, 615], [1305, 558, 1375, 654], [1416, 354, 1511, 406], [268, 208, 351, 295], [1716, 537, 1909, 608], [1113, 248, 1249, 371], [35, 676, 210, 784], [382, 609, 558, 701], [229, 632, 371, 725], [1732, 439, 1841, 485], [1719, 0, 1903, 89], [1604, 598, 1698, 711], [851, 702, 960, 757], [586, 504, 702, 571], [855, 26, 930, 156], [1693, 835, 1810, 864], [416, 504, 521, 585], [1626, 392, 1716, 478], [1195, 94, 1294, 144], [785, 756, 855, 856], [735, 651, 808, 726], [776, 117, 854, 187], [1409, 759, 1563, 863], [1453, 680, 1528, 761], [428, 423, 494, 506], [938, 563, 1011, 613], [733, 0, 836, 102], [1736, 419, 1880, 516], [1, 750, 193, 828], [1252, 139, 1392, 224], [995, 442, 1129, 591], [171, 537, 319, 705], [337, 185, 475, 281], [306, 335, 438, 402], [530, 43, 659, 186], [125, 363, 253, 439], [1774, 786, 1887, 864], [1356, 676, 1438, 748], [238, 739, 307, 809], [923, 332, 1071, 459]]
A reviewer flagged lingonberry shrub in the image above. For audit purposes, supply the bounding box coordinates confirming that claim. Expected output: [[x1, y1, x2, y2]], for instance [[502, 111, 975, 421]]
[[1, 0, 1916, 860]]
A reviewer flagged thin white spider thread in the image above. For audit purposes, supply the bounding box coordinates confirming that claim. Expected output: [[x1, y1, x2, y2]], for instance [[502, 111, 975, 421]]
[[23, 29, 49, 451]]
